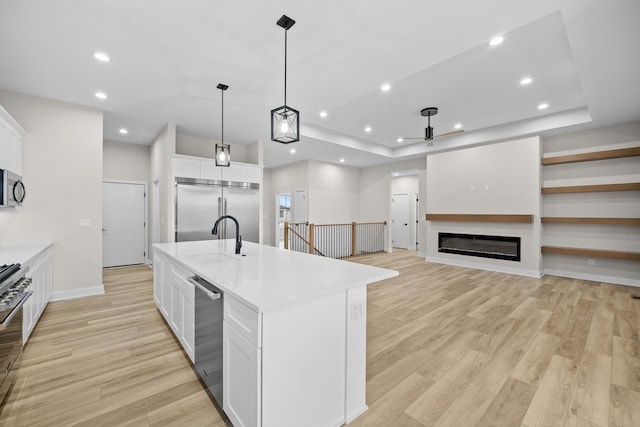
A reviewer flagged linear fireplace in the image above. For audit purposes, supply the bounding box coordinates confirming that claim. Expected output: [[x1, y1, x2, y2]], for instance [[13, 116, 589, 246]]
[[438, 232, 521, 262]]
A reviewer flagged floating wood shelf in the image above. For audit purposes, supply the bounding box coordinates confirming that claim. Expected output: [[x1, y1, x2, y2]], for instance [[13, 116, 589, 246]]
[[541, 246, 640, 262], [541, 183, 640, 194], [541, 217, 640, 226], [541, 147, 640, 165], [425, 214, 534, 223]]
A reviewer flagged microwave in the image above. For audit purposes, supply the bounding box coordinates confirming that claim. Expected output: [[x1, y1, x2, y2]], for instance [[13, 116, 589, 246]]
[[0, 169, 25, 207]]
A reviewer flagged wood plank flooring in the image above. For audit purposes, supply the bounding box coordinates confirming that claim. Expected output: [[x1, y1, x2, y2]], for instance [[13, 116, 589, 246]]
[[0, 250, 639, 426]]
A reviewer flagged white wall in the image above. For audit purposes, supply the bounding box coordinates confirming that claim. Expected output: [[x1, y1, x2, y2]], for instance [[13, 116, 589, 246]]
[[426, 136, 542, 276], [0, 90, 104, 298], [542, 121, 640, 286], [150, 123, 176, 247], [103, 140, 150, 182], [308, 160, 360, 224], [176, 132, 247, 163], [359, 158, 427, 252], [262, 160, 310, 246]]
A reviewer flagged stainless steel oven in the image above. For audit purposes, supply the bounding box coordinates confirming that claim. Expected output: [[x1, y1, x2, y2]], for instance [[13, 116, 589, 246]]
[[0, 264, 32, 406]]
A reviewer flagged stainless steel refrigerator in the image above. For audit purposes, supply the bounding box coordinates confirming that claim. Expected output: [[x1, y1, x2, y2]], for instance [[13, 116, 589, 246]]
[[175, 177, 260, 243]]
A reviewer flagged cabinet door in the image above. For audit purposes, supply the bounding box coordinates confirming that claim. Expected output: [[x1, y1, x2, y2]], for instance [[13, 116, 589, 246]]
[[153, 255, 163, 308], [170, 274, 182, 335], [181, 278, 195, 362], [173, 157, 201, 179], [160, 260, 172, 319], [242, 165, 262, 184], [201, 159, 223, 181], [222, 164, 243, 182], [224, 322, 261, 427], [0, 119, 10, 171]]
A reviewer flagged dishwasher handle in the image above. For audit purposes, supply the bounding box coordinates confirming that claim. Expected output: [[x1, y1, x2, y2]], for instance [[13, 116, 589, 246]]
[[188, 276, 222, 301]]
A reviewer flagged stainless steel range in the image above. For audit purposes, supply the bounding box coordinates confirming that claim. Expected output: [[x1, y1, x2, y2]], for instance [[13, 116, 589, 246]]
[[0, 263, 32, 406]]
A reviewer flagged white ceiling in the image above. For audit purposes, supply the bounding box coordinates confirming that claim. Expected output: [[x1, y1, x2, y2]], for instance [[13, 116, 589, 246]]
[[1, 0, 639, 168]]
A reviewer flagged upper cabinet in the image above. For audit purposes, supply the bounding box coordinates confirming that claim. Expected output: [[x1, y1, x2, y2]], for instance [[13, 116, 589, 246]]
[[0, 105, 25, 175], [171, 154, 262, 185]]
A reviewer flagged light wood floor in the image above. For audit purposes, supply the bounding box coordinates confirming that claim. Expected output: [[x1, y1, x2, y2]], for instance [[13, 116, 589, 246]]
[[1, 251, 639, 426]]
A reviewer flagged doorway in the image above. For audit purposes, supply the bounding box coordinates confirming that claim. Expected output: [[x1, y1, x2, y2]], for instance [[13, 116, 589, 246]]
[[392, 193, 410, 249], [103, 181, 147, 267], [275, 192, 291, 248]]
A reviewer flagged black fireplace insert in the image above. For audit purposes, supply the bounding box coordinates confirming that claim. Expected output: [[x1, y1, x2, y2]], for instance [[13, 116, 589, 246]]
[[438, 232, 521, 262]]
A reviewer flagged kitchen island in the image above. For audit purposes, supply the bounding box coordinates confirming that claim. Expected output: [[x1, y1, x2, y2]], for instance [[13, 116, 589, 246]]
[[153, 240, 397, 427]]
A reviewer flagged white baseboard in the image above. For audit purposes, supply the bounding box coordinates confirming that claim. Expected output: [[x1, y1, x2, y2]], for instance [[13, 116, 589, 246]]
[[344, 405, 368, 424], [426, 256, 543, 278], [544, 269, 640, 288], [51, 285, 105, 302]]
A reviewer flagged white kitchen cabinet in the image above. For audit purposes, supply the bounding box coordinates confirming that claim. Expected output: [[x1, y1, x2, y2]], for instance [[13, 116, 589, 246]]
[[152, 254, 195, 363], [0, 105, 25, 175], [171, 154, 262, 184], [23, 245, 53, 343], [181, 278, 195, 361], [153, 254, 163, 308], [224, 321, 261, 427], [201, 159, 223, 180]]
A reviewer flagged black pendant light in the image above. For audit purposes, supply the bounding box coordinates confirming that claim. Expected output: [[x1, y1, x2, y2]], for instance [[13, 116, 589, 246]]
[[271, 15, 299, 144], [215, 83, 230, 167]]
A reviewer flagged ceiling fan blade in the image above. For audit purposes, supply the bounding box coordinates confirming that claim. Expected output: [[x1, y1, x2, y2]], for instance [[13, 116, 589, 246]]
[[434, 129, 465, 138]]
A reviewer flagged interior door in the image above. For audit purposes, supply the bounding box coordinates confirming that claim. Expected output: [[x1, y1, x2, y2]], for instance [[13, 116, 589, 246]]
[[103, 181, 146, 267], [392, 193, 410, 249]]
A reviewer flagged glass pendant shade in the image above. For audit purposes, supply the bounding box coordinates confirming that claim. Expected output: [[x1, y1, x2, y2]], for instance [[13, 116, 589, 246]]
[[271, 105, 299, 144], [215, 143, 230, 167]]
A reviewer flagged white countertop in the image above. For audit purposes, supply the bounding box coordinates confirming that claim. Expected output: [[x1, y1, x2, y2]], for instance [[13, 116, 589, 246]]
[[154, 240, 398, 312], [0, 241, 53, 265]]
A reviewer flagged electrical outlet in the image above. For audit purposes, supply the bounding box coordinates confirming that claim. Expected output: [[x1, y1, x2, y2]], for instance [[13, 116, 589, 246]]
[[588, 259, 595, 266], [351, 301, 364, 321], [79, 219, 92, 228], [470, 185, 476, 193]]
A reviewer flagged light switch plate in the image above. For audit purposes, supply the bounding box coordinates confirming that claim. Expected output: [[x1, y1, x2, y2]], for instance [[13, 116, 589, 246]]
[[80, 219, 92, 228]]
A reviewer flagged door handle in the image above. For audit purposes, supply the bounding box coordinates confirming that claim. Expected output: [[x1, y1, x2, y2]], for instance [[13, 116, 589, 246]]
[[404, 223, 408, 226]]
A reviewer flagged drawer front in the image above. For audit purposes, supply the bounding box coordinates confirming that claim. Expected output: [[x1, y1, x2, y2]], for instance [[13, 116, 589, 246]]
[[172, 262, 193, 281], [224, 295, 261, 347]]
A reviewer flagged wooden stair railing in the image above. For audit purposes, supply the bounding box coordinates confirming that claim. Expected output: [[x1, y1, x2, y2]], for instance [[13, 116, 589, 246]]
[[284, 222, 325, 256]]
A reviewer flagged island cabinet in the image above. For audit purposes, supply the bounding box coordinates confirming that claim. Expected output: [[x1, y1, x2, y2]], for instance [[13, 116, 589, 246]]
[[153, 251, 195, 362], [152, 240, 397, 427]]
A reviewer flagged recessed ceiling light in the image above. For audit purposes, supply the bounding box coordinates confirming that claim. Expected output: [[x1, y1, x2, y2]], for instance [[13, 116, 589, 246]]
[[381, 83, 391, 92], [520, 77, 532, 85], [364, 126, 372, 132], [538, 103, 549, 110], [95, 91, 107, 100], [392, 172, 399, 177], [319, 111, 327, 118], [339, 158, 345, 163], [94, 52, 110, 62], [396, 137, 404, 143], [489, 36, 504, 46], [119, 128, 128, 134], [290, 148, 296, 154], [454, 123, 462, 129]]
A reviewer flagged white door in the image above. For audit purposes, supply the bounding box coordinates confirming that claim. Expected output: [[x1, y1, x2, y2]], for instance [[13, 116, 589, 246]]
[[103, 181, 146, 267], [392, 193, 410, 249], [294, 190, 307, 223]]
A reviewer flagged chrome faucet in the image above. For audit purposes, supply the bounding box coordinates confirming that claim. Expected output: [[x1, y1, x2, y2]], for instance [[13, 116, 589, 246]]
[[212, 215, 242, 255]]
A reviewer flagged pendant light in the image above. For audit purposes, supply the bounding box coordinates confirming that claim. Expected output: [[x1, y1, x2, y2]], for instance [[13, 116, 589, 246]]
[[271, 15, 299, 144], [215, 83, 230, 167]]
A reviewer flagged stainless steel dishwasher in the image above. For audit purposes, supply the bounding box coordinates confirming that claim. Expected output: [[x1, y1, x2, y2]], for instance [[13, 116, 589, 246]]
[[189, 275, 224, 407]]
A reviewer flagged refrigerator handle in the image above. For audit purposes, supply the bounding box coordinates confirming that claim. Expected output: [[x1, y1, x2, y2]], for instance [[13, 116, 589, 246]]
[[223, 198, 228, 238], [217, 197, 222, 240]]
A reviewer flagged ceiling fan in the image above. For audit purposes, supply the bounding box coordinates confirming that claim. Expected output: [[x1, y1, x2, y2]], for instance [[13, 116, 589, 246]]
[[403, 107, 464, 147]]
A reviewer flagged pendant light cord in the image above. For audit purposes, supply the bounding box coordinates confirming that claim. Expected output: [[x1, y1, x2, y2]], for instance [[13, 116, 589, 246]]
[[221, 88, 224, 143], [284, 28, 287, 111]]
